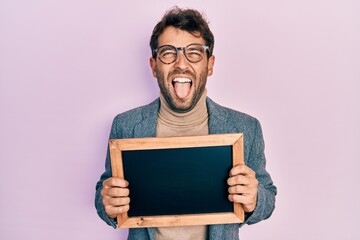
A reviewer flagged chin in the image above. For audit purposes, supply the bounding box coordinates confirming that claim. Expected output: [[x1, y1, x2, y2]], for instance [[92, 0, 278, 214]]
[[171, 101, 196, 113]]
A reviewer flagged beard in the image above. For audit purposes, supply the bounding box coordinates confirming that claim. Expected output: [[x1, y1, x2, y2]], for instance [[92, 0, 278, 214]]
[[156, 67, 208, 113]]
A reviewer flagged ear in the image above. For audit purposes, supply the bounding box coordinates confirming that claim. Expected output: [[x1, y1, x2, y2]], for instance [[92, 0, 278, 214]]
[[149, 57, 157, 78], [207, 55, 215, 76]]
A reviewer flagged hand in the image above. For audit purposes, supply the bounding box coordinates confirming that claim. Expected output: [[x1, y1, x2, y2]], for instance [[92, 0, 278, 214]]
[[101, 177, 130, 218], [227, 164, 258, 213]]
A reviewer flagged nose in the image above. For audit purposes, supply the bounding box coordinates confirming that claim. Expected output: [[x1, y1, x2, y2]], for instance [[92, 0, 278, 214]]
[[173, 48, 189, 69]]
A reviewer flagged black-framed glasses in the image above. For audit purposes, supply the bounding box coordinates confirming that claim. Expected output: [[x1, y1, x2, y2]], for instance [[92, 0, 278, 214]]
[[153, 43, 209, 64]]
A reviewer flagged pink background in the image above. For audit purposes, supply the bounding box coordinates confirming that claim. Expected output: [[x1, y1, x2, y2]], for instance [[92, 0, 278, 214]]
[[1, 0, 359, 239]]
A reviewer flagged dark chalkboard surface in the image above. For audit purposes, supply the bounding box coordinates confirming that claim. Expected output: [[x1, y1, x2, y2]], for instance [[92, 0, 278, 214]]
[[122, 146, 233, 217], [109, 133, 244, 228]]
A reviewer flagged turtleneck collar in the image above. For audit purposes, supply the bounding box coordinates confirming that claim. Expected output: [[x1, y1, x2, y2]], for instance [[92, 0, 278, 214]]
[[156, 89, 209, 137]]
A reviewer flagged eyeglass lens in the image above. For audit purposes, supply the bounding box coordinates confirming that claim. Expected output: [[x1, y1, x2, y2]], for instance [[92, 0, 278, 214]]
[[157, 44, 206, 64]]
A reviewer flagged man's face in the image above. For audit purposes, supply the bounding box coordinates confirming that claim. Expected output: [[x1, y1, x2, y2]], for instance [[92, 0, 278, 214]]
[[150, 26, 215, 113]]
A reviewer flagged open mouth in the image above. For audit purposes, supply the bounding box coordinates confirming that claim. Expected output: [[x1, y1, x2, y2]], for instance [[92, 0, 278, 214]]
[[172, 77, 192, 99]]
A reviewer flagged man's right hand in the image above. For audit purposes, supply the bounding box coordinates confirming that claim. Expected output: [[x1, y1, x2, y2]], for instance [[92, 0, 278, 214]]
[[101, 177, 130, 219]]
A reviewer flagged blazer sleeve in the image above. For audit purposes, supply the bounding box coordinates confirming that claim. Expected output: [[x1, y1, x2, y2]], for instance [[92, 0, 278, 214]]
[[94, 117, 119, 229], [242, 119, 277, 225]]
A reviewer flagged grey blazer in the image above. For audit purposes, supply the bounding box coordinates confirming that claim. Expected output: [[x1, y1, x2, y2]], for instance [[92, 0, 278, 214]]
[[95, 97, 277, 240]]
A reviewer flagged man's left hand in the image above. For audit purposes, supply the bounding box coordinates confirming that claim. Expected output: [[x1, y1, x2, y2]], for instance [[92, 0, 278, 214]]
[[227, 164, 258, 213]]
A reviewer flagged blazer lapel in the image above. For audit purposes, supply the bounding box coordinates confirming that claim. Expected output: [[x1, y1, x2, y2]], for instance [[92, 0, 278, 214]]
[[133, 99, 160, 138], [207, 97, 237, 134], [147, 227, 156, 240], [208, 224, 225, 239]]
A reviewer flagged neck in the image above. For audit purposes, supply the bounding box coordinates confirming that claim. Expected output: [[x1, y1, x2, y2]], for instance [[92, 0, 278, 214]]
[[156, 90, 209, 137]]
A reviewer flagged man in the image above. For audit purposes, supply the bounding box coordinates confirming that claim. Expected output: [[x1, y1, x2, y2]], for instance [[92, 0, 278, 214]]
[[95, 7, 276, 240]]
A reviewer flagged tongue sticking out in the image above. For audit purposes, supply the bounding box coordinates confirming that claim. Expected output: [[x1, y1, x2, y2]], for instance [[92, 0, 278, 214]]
[[174, 82, 191, 99]]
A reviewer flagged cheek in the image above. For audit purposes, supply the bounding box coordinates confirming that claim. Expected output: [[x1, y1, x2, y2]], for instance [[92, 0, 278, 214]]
[[197, 65, 210, 80], [156, 66, 168, 79], [155, 68, 170, 87]]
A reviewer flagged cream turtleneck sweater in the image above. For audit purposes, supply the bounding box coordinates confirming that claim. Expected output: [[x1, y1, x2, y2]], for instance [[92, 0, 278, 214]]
[[155, 90, 209, 240], [156, 90, 209, 137]]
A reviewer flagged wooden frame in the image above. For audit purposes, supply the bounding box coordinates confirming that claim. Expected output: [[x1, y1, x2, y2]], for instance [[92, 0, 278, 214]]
[[109, 133, 244, 228]]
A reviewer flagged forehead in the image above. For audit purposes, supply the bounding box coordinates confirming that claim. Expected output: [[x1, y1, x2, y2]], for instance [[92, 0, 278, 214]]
[[157, 26, 206, 46]]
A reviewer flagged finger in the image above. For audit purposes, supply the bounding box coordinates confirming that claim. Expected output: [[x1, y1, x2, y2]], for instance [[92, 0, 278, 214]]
[[103, 177, 129, 188], [229, 164, 255, 177], [229, 164, 246, 177], [228, 185, 248, 195], [228, 193, 257, 212], [103, 196, 130, 207], [102, 185, 129, 198], [105, 187, 130, 198], [228, 194, 254, 205], [104, 204, 130, 218], [227, 175, 250, 186]]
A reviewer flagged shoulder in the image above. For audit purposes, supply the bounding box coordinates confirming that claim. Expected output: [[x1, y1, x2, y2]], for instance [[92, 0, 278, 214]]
[[207, 97, 260, 132], [110, 99, 159, 138], [114, 99, 159, 122]]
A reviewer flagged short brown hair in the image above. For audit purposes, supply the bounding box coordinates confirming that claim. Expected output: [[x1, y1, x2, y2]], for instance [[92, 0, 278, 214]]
[[150, 7, 215, 58]]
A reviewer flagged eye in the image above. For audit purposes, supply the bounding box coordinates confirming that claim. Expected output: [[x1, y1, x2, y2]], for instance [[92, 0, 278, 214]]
[[186, 46, 204, 59], [159, 47, 177, 58], [187, 50, 202, 56]]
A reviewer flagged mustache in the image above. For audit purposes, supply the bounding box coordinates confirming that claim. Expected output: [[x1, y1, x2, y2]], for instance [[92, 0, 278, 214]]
[[168, 69, 195, 80]]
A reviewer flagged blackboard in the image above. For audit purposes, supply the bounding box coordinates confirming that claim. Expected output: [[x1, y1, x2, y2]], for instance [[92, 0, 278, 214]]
[[109, 133, 244, 228]]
